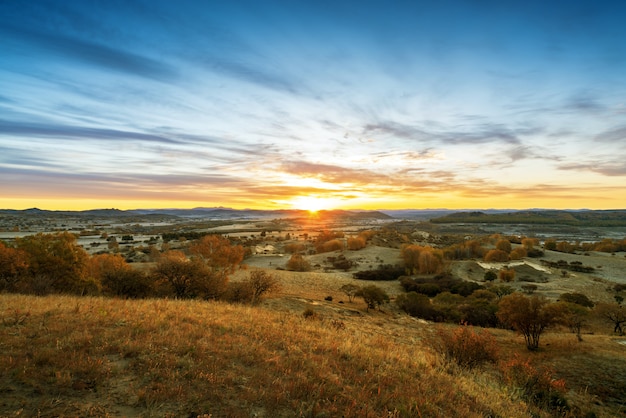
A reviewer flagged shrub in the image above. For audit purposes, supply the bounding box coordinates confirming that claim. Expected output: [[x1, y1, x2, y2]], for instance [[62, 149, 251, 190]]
[[396, 291, 441, 320], [347, 236, 366, 250], [224, 281, 255, 303], [317, 239, 344, 253], [353, 265, 404, 281], [356, 285, 389, 312], [433, 324, 498, 369], [340, 284, 361, 302], [497, 294, 563, 350], [498, 268, 515, 282], [495, 239, 512, 253], [246, 270, 280, 304], [509, 247, 527, 260], [559, 292, 594, 308], [284, 243, 307, 254], [501, 355, 569, 414], [286, 254, 312, 271], [484, 249, 509, 262], [484, 270, 497, 282]]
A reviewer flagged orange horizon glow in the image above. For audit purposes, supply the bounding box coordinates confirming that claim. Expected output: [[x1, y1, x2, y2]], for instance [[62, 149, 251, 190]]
[[2, 192, 626, 212]]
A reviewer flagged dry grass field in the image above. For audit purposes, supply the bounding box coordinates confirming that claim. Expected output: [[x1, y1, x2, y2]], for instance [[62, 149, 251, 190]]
[[2, 265, 626, 417]]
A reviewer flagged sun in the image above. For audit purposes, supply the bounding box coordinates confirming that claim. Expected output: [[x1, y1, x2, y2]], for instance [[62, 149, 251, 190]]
[[290, 196, 335, 213]]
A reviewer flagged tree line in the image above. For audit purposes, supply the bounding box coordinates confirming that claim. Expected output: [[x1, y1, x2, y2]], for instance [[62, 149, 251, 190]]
[[0, 232, 277, 304]]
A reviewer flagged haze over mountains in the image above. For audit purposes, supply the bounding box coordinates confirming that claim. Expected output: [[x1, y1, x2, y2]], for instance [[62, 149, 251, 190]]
[[2, 207, 626, 225]]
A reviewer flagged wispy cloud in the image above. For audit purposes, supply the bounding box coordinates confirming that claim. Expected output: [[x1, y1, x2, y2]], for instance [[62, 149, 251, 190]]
[[0, 120, 181, 144], [0, 24, 177, 81]]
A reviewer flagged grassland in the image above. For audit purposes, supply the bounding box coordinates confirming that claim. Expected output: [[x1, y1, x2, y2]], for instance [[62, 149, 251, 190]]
[[1, 290, 625, 417]]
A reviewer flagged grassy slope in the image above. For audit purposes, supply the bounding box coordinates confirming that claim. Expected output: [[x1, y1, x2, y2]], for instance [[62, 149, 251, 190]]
[[0, 295, 517, 417], [2, 293, 625, 417]]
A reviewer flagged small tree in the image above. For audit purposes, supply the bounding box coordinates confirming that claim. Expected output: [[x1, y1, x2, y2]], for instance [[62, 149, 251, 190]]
[[498, 268, 515, 282], [559, 292, 594, 308], [495, 239, 512, 253], [247, 270, 279, 304], [497, 293, 562, 350], [340, 283, 361, 302], [484, 249, 509, 262], [357, 285, 389, 312], [483, 270, 497, 282], [595, 303, 626, 335], [557, 302, 590, 342], [286, 253, 312, 271]]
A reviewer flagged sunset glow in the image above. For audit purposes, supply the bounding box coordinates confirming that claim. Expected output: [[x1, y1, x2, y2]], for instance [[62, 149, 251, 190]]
[[1, 1, 625, 211]]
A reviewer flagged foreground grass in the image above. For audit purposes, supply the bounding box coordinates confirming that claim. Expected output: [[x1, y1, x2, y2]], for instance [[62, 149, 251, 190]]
[[0, 294, 622, 417]]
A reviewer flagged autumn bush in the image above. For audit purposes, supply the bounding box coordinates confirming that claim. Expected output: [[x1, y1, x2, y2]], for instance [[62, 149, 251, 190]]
[[509, 247, 527, 260], [498, 268, 515, 282], [285, 253, 312, 272], [432, 324, 499, 369], [346, 236, 366, 250], [401, 245, 444, 274], [484, 249, 509, 262]]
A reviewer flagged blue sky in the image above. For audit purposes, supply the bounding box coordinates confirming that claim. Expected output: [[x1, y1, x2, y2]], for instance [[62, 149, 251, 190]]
[[1, 0, 625, 210]]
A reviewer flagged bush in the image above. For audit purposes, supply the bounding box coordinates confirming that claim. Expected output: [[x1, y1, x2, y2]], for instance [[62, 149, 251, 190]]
[[484, 249, 509, 262], [396, 292, 441, 320], [484, 270, 497, 282], [501, 355, 569, 414], [559, 292, 594, 308], [353, 265, 404, 281], [286, 254, 312, 271], [347, 236, 366, 250], [432, 324, 498, 369], [498, 268, 515, 282], [356, 285, 389, 311]]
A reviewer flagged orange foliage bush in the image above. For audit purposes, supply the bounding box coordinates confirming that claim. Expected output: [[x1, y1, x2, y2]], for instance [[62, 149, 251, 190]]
[[484, 249, 509, 262], [434, 324, 498, 368]]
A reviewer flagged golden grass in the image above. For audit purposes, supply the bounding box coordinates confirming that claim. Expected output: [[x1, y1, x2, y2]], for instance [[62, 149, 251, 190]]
[[1, 293, 624, 417], [0, 295, 505, 417]]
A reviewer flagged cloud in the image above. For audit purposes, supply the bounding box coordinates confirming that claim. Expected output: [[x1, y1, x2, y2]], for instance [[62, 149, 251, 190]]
[[362, 121, 538, 146], [0, 120, 181, 144], [559, 161, 626, 177], [0, 24, 177, 81], [595, 126, 626, 143]]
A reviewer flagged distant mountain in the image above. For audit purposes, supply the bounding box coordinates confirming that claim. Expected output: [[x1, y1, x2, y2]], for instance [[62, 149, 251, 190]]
[[430, 209, 626, 226], [0, 207, 393, 221]]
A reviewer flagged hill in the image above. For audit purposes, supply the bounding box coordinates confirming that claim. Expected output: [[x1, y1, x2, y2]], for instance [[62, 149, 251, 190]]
[[431, 209, 626, 226]]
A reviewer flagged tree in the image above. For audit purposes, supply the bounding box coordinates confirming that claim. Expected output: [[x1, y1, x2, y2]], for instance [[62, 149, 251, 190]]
[[484, 270, 497, 282], [247, 270, 279, 304], [0, 241, 28, 292], [484, 249, 509, 262], [152, 251, 223, 299], [595, 303, 626, 335], [356, 285, 389, 312], [495, 239, 512, 253], [88, 253, 151, 298], [347, 236, 366, 250], [286, 253, 311, 271], [557, 302, 590, 342], [559, 292, 594, 308], [15, 232, 88, 294], [340, 283, 361, 302], [497, 293, 562, 350], [189, 235, 244, 281], [398, 291, 441, 320], [498, 268, 515, 282], [488, 284, 514, 300]]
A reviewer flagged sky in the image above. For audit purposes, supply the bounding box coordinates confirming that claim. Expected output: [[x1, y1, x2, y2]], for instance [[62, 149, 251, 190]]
[[1, 0, 626, 211]]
